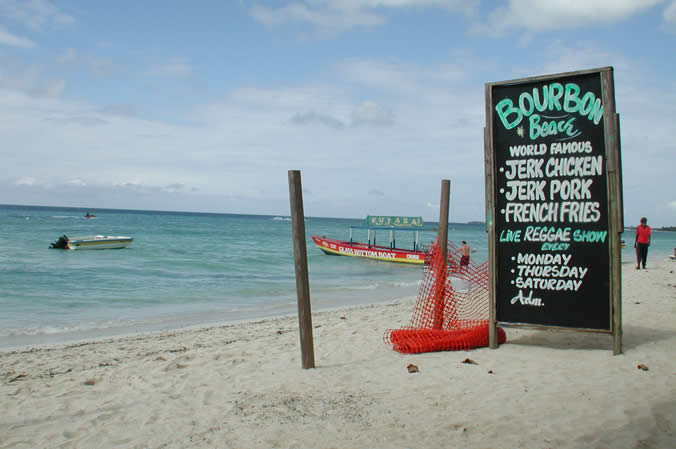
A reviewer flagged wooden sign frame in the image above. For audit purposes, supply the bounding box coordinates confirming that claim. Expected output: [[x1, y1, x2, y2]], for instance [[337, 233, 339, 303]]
[[484, 67, 623, 354]]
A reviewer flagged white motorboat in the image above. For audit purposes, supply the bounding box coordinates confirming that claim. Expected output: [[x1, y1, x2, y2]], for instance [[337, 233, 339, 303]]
[[50, 234, 133, 250]]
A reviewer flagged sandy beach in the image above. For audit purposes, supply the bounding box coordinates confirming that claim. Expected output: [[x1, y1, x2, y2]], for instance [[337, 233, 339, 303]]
[[1, 260, 674, 449]]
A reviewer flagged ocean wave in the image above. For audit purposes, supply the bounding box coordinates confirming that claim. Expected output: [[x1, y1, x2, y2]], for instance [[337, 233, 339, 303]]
[[345, 283, 379, 290], [337, 279, 421, 291], [392, 280, 422, 288], [272, 216, 308, 221], [448, 276, 470, 292], [0, 319, 130, 337]]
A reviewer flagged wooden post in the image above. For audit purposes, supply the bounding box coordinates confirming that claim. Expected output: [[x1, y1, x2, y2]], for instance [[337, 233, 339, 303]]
[[484, 83, 498, 349], [432, 180, 450, 329], [288, 170, 315, 369], [608, 170, 622, 355], [438, 180, 450, 264], [601, 69, 623, 355]]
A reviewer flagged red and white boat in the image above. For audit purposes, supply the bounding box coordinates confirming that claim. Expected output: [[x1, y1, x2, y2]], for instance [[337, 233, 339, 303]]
[[311, 215, 429, 265]]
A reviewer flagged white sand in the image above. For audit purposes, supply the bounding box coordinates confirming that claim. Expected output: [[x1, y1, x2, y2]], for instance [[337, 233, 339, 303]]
[[1, 260, 674, 448]]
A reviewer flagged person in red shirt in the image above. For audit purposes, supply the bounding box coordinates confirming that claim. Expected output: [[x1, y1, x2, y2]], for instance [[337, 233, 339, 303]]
[[634, 217, 652, 270]]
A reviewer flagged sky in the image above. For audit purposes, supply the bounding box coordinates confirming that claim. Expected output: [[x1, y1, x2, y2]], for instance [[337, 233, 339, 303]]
[[1, 0, 675, 225]]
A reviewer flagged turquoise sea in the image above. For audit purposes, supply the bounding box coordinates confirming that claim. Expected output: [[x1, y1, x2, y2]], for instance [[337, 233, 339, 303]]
[[1, 204, 674, 350]]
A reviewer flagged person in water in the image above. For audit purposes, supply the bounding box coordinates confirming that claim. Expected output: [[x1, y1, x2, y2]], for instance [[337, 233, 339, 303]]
[[634, 217, 652, 270], [457, 241, 475, 267]]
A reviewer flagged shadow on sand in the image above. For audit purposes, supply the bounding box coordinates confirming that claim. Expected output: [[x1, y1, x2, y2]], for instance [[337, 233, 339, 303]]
[[504, 323, 676, 352]]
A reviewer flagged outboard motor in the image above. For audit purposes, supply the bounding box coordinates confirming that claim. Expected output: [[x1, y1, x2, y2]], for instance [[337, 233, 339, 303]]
[[49, 235, 69, 249]]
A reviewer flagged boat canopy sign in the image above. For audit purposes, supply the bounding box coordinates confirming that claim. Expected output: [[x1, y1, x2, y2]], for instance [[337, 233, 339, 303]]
[[364, 216, 424, 228]]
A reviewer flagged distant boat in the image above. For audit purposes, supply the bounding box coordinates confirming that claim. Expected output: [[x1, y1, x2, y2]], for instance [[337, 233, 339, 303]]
[[84, 212, 96, 219], [49, 235, 133, 250]]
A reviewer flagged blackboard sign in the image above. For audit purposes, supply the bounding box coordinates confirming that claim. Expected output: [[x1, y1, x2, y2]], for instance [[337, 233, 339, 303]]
[[487, 70, 614, 331]]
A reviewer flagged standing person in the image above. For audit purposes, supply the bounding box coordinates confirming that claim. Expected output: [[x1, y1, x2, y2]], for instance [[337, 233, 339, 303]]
[[635, 217, 652, 270], [457, 241, 476, 268]]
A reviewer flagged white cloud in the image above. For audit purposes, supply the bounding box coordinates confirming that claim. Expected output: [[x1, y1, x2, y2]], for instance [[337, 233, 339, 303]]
[[48, 115, 107, 127], [161, 183, 186, 193], [0, 0, 75, 31], [55, 48, 77, 63], [149, 59, 193, 77], [15, 177, 37, 186], [351, 101, 394, 126], [473, 0, 665, 36], [2, 27, 674, 224], [339, 60, 420, 92], [0, 24, 35, 48], [669, 201, 676, 210], [338, 59, 464, 95], [665, 0, 676, 24], [291, 111, 345, 129], [331, 0, 470, 7], [534, 41, 629, 76], [0, 64, 485, 220], [0, 62, 68, 99], [98, 104, 135, 117], [201, 85, 351, 126], [251, 2, 384, 35], [54, 48, 115, 77], [86, 57, 115, 76], [66, 179, 87, 187], [251, 0, 476, 35], [31, 78, 65, 97]]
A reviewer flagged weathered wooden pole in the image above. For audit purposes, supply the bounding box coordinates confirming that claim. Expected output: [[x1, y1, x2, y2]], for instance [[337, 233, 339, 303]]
[[432, 179, 451, 329], [601, 69, 623, 355], [288, 170, 315, 369], [438, 180, 450, 264], [484, 84, 498, 349], [484, 118, 498, 349]]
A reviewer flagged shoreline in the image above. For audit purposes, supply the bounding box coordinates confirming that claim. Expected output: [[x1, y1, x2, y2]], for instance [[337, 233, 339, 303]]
[[1, 261, 674, 448], [0, 291, 421, 352], [0, 298, 415, 358], [2, 250, 672, 351], [0, 296, 417, 353]]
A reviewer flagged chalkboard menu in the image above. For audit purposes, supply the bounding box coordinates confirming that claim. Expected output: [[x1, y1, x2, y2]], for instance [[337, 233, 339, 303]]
[[488, 71, 612, 330]]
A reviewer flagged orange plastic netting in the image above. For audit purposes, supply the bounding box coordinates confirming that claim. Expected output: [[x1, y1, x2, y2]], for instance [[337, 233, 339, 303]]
[[384, 240, 506, 353]]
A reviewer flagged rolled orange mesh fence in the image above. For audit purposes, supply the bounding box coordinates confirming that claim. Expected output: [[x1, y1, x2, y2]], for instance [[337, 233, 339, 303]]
[[384, 239, 506, 353]]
